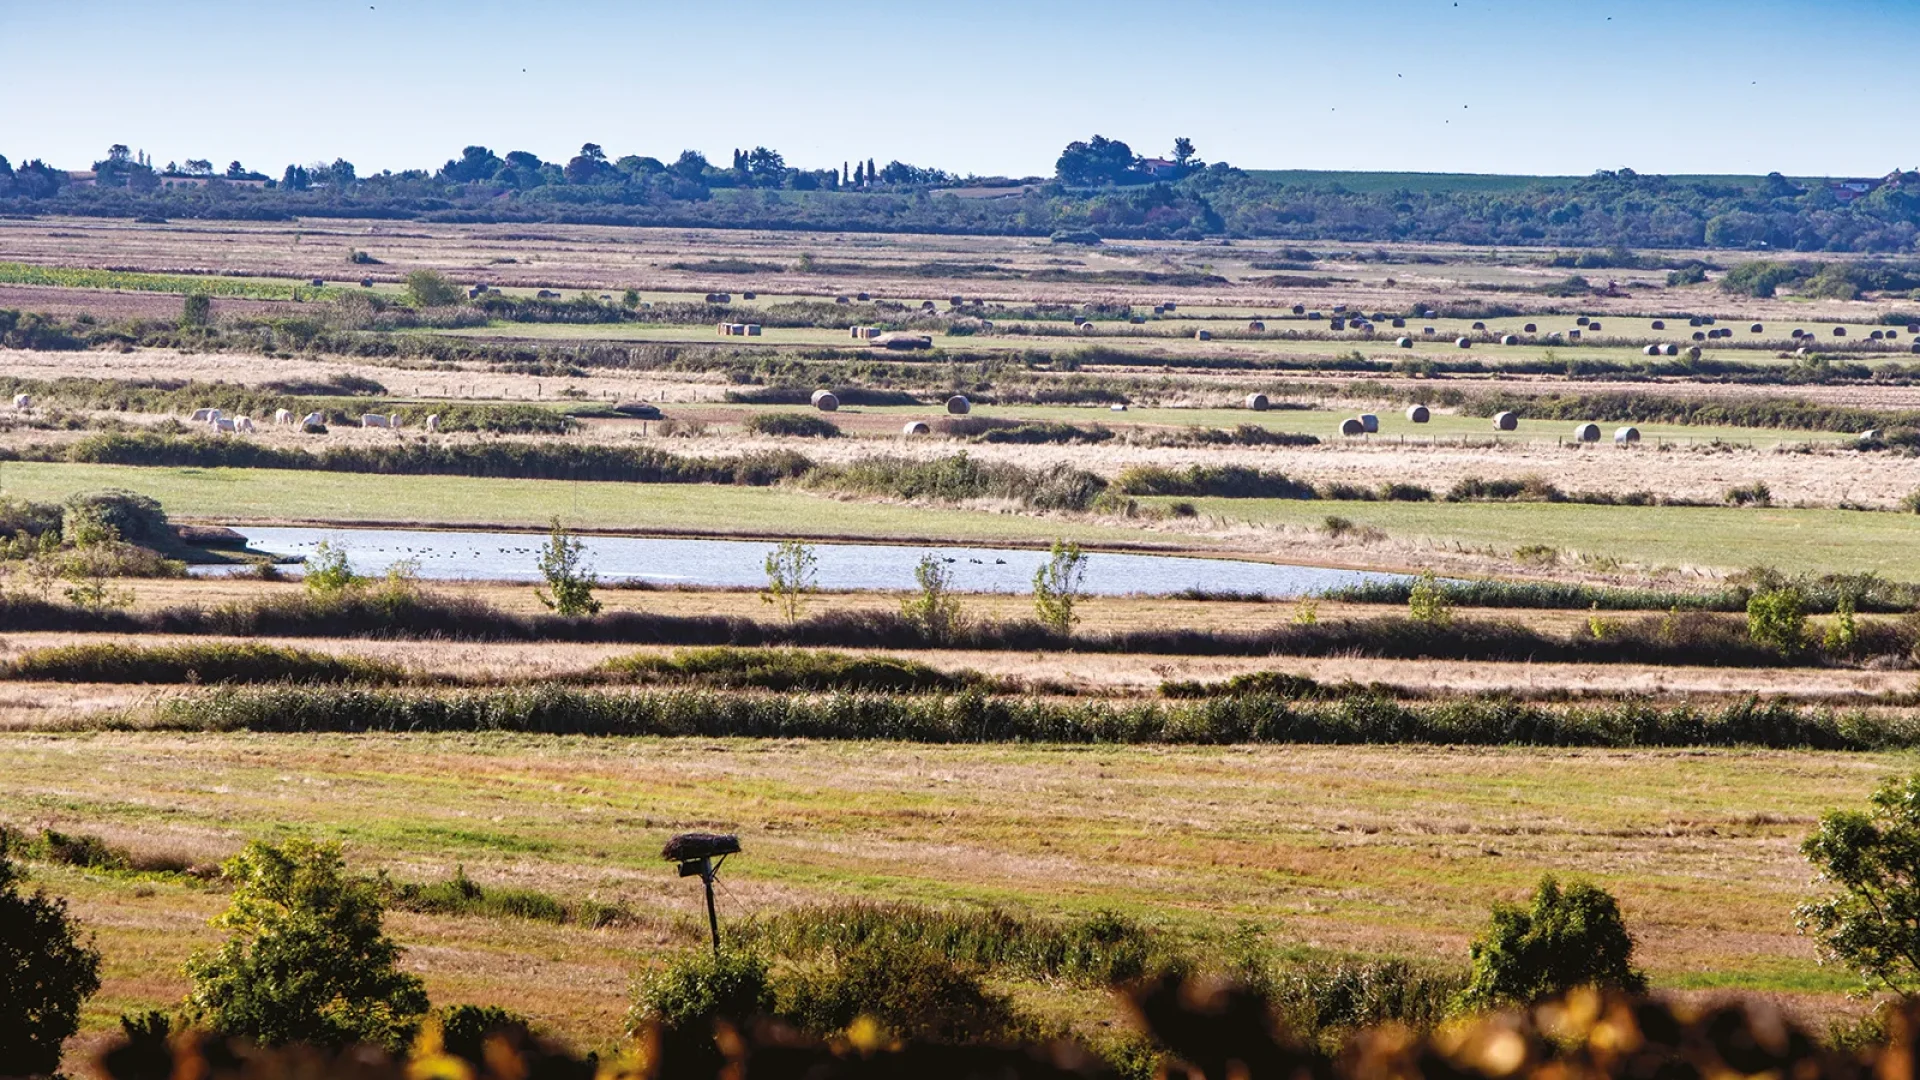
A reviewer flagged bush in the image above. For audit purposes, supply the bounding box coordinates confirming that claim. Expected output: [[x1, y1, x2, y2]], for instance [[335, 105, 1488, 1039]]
[[1033, 540, 1087, 634], [744, 412, 841, 438], [535, 519, 601, 617], [0, 838, 103, 1076], [432, 1004, 533, 1064], [902, 553, 967, 643], [184, 837, 428, 1051], [1114, 465, 1314, 500], [180, 293, 214, 328], [1726, 481, 1773, 507], [64, 489, 170, 548], [779, 938, 1030, 1045], [405, 270, 461, 308], [1747, 587, 1807, 654], [627, 950, 773, 1073], [1407, 571, 1453, 627], [1456, 876, 1645, 1010], [1270, 958, 1465, 1048], [599, 646, 975, 693], [2, 641, 405, 684], [304, 540, 359, 595]]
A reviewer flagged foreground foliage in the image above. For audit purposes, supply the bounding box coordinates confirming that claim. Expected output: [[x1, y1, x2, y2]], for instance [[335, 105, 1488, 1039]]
[[0, 840, 102, 1077]]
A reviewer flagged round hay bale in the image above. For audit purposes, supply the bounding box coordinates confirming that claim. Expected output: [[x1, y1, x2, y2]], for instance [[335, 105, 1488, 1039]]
[[1912, 342, 1920, 354], [1500, 334, 1519, 345], [1333, 304, 1347, 313], [1860, 428, 1884, 442], [1195, 329, 1213, 341], [902, 421, 931, 435], [945, 395, 971, 415], [1359, 413, 1379, 433], [1308, 311, 1323, 321], [857, 292, 871, 301], [1688, 317, 1702, 327], [1455, 336, 1472, 348], [1871, 330, 1885, 340], [1573, 422, 1601, 443], [1339, 417, 1366, 437], [1397, 336, 1414, 348], [1423, 326, 1437, 335], [1643, 344, 1661, 356], [1702, 316, 1717, 325], [1567, 329, 1582, 340], [1614, 426, 1641, 445], [1292, 304, 1306, 315], [1692, 331, 1707, 341], [1109, 404, 1128, 412], [1661, 343, 1680, 356], [1909, 323, 1920, 335], [1833, 327, 1847, 337], [1472, 321, 1487, 331], [1071, 316, 1085, 326], [1587, 321, 1603, 332], [1391, 317, 1406, 328], [1245, 393, 1271, 412], [1080, 322, 1097, 333], [1330, 319, 1346, 331], [1889, 331, 1900, 340], [742, 291, 757, 300], [1750, 323, 1765, 333], [1406, 404, 1431, 423], [1248, 320, 1266, 331], [1686, 346, 1702, 360], [1791, 328, 1805, 338], [1492, 411, 1519, 432], [1523, 323, 1538, 333], [1650, 320, 1666, 330], [1577, 317, 1591, 327], [810, 390, 840, 412]]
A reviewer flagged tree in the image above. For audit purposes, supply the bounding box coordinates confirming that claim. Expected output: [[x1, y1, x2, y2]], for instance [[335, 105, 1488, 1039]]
[[184, 158, 213, 176], [535, 518, 601, 617], [186, 838, 427, 1051], [0, 837, 103, 1075], [745, 146, 787, 187], [902, 552, 965, 642], [672, 150, 710, 180], [762, 539, 818, 623], [564, 142, 609, 184], [1799, 775, 1920, 996], [441, 145, 502, 183], [282, 164, 311, 191], [1055, 135, 1140, 186], [304, 539, 359, 595], [1172, 137, 1197, 168], [1456, 876, 1646, 1010], [1032, 539, 1087, 634], [405, 269, 461, 308]]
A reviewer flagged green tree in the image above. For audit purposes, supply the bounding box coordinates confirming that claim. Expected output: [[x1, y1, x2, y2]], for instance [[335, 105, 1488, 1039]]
[[1798, 775, 1920, 997], [1172, 137, 1197, 168], [762, 539, 818, 623], [1456, 876, 1645, 1011], [1032, 539, 1088, 634], [0, 837, 103, 1076], [1407, 570, 1454, 627], [1746, 586, 1806, 653], [405, 269, 461, 308], [902, 552, 965, 642], [180, 293, 213, 329], [535, 518, 601, 617], [184, 837, 428, 1051], [627, 950, 773, 1074]]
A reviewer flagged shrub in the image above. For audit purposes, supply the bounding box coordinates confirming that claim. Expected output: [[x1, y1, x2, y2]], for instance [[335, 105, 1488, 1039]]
[[744, 412, 841, 438], [432, 1004, 533, 1064], [1747, 586, 1806, 654], [1798, 774, 1920, 996], [404, 270, 461, 308], [64, 489, 170, 548], [1456, 876, 1645, 1011], [1033, 539, 1087, 634], [599, 647, 974, 693], [1407, 571, 1453, 627], [1113, 465, 1314, 500], [304, 540, 359, 595], [1270, 958, 1465, 1048], [184, 837, 428, 1051], [0, 839, 103, 1076], [2, 641, 404, 684], [902, 553, 966, 642], [778, 938, 1030, 1045], [1725, 481, 1773, 507], [535, 519, 601, 617], [1901, 489, 1920, 514], [627, 950, 774, 1073], [180, 293, 213, 329]]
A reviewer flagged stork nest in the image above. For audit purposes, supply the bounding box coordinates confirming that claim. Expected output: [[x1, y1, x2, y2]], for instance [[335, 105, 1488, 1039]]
[[662, 832, 740, 861]]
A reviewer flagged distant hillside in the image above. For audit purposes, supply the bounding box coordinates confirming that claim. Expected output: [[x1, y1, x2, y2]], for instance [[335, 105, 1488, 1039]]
[[1243, 170, 1822, 194]]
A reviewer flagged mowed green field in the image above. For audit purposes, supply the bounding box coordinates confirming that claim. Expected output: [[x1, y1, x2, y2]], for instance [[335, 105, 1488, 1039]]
[[0, 733, 1903, 1048], [2, 461, 1912, 576], [1158, 496, 1920, 578]]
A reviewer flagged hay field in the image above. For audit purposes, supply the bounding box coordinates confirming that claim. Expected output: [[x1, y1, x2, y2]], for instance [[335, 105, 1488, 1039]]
[[0, 732, 1905, 1049]]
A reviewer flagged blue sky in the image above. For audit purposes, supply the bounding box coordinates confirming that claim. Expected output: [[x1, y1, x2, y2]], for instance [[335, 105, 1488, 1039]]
[[3, 0, 1914, 179]]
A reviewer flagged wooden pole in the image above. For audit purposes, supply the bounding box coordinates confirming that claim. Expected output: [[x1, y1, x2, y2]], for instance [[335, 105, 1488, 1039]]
[[702, 858, 721, 956]]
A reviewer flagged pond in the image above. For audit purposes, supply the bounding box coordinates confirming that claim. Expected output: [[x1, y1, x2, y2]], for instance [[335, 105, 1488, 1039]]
[[212, 526, 1408, 598]]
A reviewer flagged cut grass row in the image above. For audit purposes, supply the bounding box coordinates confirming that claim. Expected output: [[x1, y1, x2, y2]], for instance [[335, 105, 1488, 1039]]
[[3, 460, 1916, 576]]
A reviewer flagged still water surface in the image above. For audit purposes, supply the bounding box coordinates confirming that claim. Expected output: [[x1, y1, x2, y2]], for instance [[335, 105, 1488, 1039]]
[[217, 526, 1407, 598]]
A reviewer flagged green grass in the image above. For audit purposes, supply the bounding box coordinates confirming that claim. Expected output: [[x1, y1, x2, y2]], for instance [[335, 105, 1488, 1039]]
[[0, 461, 1172, 546], [1162, 496, 1920, 578], [0, 261, 337, 301]]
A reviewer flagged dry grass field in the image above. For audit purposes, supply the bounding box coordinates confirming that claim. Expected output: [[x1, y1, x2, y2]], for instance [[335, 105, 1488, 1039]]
[[1, 731, 1908, 1056]]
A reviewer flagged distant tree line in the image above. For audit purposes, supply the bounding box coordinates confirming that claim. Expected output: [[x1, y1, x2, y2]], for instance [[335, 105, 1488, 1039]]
[[3, 137, 1919, 252]]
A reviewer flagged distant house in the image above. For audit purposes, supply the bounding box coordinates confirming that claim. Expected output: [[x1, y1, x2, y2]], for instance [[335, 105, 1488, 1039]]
[[156, 174, 270, 189], [65, 171, 98, 187], [1830, 178, 1883, 202], [1139, 158, 1181, 179]]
